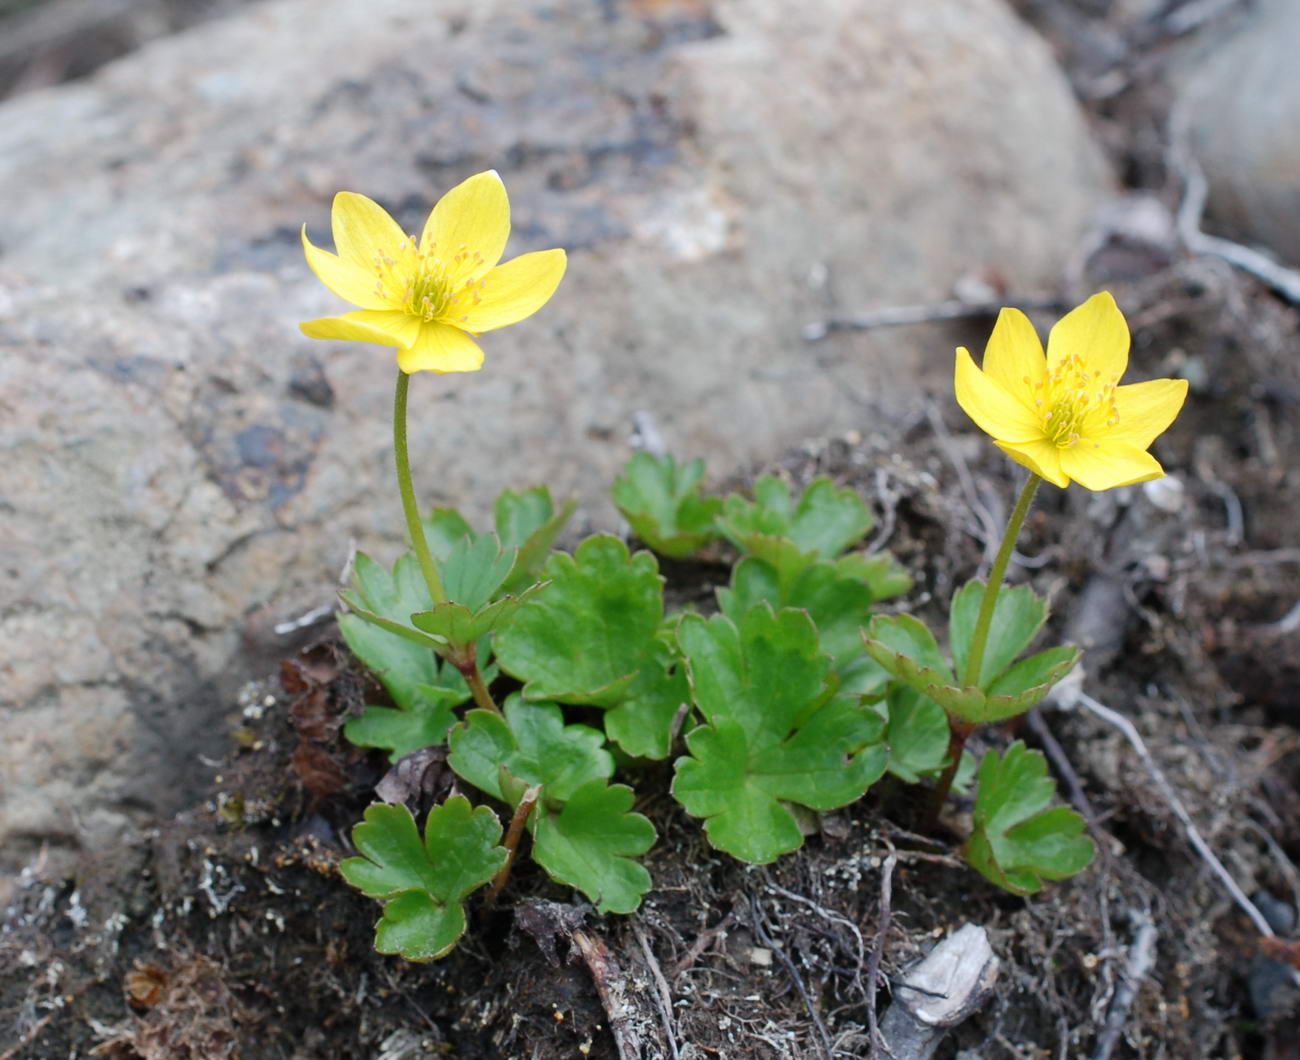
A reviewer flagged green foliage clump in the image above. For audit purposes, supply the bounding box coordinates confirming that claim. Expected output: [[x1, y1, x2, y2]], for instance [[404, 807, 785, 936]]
[[334, 453, 1090, 960]]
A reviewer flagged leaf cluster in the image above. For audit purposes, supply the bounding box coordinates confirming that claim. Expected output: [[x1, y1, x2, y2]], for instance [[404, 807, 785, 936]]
[[334, 456, 1094, 961]]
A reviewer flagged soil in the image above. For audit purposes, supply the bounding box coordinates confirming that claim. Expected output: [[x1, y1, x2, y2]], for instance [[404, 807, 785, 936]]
[[5, 4, 1300, 1059]]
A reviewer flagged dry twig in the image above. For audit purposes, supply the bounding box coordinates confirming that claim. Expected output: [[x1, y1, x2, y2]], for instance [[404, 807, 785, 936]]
[[633, 922, 681, 1060], [749, 891, 834, 1060], [1075, 692, 1279, 940], [865, 852, 897, 1060], [1171, 105, 1300, 304], [1091, 911, 1158, 1060], [571, 929, 646, 1060], [803, 296, 1060, 342]]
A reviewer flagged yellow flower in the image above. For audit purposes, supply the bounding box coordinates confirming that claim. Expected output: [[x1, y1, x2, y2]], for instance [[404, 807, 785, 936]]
[[954, 291, 1188, 491], [300, 171, 566, 374]]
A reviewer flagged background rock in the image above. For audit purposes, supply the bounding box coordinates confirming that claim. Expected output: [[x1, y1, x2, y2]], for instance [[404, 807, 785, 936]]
[[0, 0, 1111, 876], [1177, 0, 1300, 264]]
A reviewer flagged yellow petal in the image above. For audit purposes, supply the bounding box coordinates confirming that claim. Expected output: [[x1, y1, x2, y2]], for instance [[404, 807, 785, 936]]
[[955, 348, 1044, 443], [331, 191, 410, 272], [1047, 291, 1129, 382], [1106, 377, 1189, 449], [982, 307, 1046, 403], [300, 311, 410, 347], [302, 226, 391, 310], [1059, 441, 1164, 491], [996, 440, 1067, 488], [397, 322, 486, 374], [419, 171, 510, 283], [454, 249, 567, 333]]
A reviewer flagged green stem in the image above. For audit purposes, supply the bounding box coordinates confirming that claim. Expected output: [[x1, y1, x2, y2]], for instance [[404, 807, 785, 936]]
[[465, 666, 499, 715], [393, 370, 446, 605], [961, 472, 1041, 689]]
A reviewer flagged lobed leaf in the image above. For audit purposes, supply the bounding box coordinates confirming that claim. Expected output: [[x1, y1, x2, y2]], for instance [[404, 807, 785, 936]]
[[495, 486, 576, 592], [835, 552, 914, 603], [672, 605, 887, 863], [494, 535, 664, 706], [343, 683, 464, 762], [339, 551, 444, 652], [447, 697, 612, 805], [420, 508, 478, 561], [949, 580, 1048, 689], [611, 452, 722, 559], [339, 798, 507, 961], [881, 684, 951, 783], [532, 779, 656, 914], [964, 742, 1095, 896], [717, 475, 873, 560], [603, 642, 690, 760]]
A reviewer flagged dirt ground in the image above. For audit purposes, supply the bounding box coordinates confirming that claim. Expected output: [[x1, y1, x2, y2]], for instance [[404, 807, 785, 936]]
[[4, 3, 1300, 1059]]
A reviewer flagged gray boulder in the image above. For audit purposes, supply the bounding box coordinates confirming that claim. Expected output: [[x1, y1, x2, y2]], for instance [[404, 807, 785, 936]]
[[1177, 0, 1300, 264], [0, 0, 1111, 877]]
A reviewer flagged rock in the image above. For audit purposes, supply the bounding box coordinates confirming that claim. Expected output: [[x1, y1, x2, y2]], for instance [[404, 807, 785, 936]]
[[0, 0, 1111, 876], [1177, 0, 1300, 264]]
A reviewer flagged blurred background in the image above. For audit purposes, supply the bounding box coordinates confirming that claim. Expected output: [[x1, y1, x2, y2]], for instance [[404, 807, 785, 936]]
[[1, 0, 1295, 894]]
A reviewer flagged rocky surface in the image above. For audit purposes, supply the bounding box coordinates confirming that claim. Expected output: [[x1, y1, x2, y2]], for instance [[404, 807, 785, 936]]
[[1176, 0, 1300, 266], [0, 0, 1112, 877]]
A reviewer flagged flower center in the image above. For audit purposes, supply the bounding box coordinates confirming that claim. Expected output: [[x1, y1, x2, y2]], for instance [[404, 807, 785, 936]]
[[1031, 352, 1120, 449], [372, 240, 489, 323]]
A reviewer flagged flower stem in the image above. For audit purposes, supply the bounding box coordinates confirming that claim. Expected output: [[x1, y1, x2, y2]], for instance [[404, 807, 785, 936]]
[[393, 370, 446, 606], [961, 472, 1041, 689], [926, 472, 1041, 826]]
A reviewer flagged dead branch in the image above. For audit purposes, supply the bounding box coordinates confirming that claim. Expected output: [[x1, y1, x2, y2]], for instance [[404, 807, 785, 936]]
[[1075, 692, 1282, 942], [749, 891, 834, 1060], [633, 922, 681, 1060], [1170, 105, 1300, 304], [571, 929, 648, 1060], [865, 852, 897, 1060], [1091, 911, 1158, 1060]]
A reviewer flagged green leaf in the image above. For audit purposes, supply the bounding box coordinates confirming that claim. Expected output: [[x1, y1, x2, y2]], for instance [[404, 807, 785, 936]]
[[440, 534, 517, 612], [719, 554, 875, 671], [672, 605, 887, 863], [835, 552, 914, 602], [603, 642, 690, 760], [949, 580, 1048, 689], [343, 684, 464, 761], [339, 551, 445, 651], [339, 798, 507, 961], [882, 684, 951, 783], [973, 645, 1081, 723], [964, 742, 1095, 896], [862, 614, 985, 718], [863, 609, 1077, 726], [838, 653, 893, 698], [495, 486, 576, 592], [411, 584, 544, 652], [717, 476, 873, 559], [532, 779, 656, 914], [447, 697, 655, 914], [338, 559, 468, 709], [448, 696, 613, 805], [611, 452, 722, 559], [339, 552, 491, 760], [421, 508, 478, 561], [494, 536, 664, 706]]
